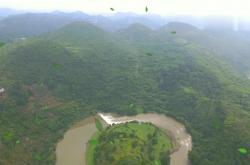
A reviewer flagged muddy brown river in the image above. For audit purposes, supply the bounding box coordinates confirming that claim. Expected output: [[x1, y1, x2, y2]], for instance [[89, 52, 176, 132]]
[[56, 113, 192, 165]]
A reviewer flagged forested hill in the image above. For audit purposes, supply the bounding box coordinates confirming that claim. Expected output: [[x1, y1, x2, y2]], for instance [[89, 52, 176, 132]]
[[0, 12, 165, 42], [0, 21, 250, 165], [1, 11, 250, 73], [161, 22, 250, 74]]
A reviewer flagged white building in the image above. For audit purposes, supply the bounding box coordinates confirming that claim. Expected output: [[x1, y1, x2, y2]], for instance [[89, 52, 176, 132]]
[[0, 88, 5, 94]]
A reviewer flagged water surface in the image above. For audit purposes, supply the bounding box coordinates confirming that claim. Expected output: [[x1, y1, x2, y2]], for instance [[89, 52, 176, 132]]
[[56, 117, 97, 165]]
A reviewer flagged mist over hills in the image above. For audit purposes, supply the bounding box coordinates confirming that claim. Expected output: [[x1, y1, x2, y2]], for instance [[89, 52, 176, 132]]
[[1, 8, 250, 42], [1, 8, 250, 165]]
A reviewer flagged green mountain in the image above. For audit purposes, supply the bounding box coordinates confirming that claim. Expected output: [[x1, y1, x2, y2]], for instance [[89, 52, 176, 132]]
[[0, 12, 165, 42], [0, 21, 250, 165], [157, 22, 250, 74], [0, 13, 77, 42]]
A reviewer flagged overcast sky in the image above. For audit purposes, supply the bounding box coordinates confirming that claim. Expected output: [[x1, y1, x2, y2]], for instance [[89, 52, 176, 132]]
[[1, 0, 250, 17]]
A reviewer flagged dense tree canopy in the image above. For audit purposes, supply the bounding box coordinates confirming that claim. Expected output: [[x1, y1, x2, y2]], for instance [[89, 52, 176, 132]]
[[89, 122, 172, 165]]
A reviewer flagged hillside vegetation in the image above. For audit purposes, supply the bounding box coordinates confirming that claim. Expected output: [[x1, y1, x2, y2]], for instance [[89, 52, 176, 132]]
[[0, 21, 250, 165], [88, 122, 173, 165]]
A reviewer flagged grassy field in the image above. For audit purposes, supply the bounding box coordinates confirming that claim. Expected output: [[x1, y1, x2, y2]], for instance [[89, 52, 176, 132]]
[[87, 121, 173, 165]]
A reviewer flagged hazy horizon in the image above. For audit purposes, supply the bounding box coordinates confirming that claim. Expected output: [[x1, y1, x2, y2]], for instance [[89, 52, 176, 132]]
[[1, 0, 250, 17]]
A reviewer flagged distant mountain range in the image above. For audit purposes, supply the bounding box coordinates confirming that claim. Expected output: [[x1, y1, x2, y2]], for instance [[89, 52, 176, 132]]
[[1, 8, 250, 74], [1, 8, 250, 38]]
